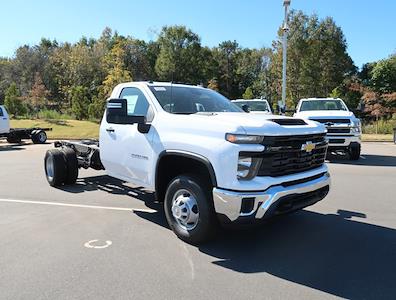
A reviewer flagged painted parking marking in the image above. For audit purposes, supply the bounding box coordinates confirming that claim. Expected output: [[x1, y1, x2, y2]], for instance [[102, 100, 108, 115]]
[[84, 239, 112, 249], [0, 198, 157, 213]]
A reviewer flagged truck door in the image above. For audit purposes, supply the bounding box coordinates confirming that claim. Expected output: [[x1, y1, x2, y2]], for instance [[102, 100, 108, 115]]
[[0, 106, 10, 134], [100, 87, 155, 187]]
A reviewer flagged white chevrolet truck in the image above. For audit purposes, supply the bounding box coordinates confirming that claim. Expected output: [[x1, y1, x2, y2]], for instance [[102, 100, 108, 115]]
[[44, 82, 331, 244], [294, 98, 362, 160]]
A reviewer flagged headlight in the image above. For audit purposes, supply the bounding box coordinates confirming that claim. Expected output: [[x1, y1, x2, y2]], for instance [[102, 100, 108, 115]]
[[351, 119, 361, 133], [226, 133, 264, 144], [237, 155, 262, 180]]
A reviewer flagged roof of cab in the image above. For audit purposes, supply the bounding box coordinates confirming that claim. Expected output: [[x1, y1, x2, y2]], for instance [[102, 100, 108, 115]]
[[232, 98, 269, 102], [116, 81, 204, 89]]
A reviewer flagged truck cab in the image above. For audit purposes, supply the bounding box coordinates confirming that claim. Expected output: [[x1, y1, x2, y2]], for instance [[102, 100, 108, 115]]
[[45, 82, 331, 244], [294, 98, 362, 160], [0, 105, 10, 134]]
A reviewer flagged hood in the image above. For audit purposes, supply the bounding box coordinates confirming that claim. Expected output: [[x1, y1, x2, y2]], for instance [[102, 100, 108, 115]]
[[294, 110, 355, 119], [161, 112, 326, 136], [250, 111, 272, 115]]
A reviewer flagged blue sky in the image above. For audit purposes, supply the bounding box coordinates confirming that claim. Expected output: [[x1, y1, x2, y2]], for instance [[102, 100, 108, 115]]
[[1, 0, 395, 67]]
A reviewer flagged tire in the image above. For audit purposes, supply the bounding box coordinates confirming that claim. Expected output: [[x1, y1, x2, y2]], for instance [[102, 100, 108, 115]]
[[61, 148, 79, 184], [164, 174, 218, 244], [6, 135, 21, 144], [44, 149, 67, 187], [32, 130, 47, 144], [349, 144, 361, 160]]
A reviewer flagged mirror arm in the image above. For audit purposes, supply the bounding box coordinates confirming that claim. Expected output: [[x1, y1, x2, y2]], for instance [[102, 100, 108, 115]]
[[137, 122, 151, 134]]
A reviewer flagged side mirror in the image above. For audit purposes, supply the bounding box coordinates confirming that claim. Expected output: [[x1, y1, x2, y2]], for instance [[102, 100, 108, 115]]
[[357, 101, 365, 112], [241, 104, 250, 113], [106, 99, 150, 133]]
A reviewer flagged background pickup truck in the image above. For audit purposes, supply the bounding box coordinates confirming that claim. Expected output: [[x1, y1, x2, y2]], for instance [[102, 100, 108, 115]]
[[44, 82, 331, 244], [294, 98, 362, 160]]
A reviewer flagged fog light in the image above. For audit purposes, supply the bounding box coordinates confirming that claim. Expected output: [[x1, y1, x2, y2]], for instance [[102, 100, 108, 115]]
[[237, 156, 262, 180], [237, 157, 252, 178]]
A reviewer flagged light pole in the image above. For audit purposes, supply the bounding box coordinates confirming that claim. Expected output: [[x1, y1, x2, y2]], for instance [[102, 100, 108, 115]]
[[280, 0, 291, 114]]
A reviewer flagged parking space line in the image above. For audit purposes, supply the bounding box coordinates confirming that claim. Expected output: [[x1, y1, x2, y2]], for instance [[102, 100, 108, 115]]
[[0, 198, 157, 213]]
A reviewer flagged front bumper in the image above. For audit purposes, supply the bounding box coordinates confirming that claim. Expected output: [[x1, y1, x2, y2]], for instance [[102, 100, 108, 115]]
[[327, 134, 361, 148], [213, 172, 330, 224]]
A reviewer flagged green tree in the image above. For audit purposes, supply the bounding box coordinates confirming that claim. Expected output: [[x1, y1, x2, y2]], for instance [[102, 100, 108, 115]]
[[71, 85, 90, 120], [213, 40, 240, 98], [370, 55, 396, 94], [155, 26, 204, 84], [271, 11, 355, 106], [100, 39, 132, 98], [4, 83, 25, 116], [242, 87, 254, 99]]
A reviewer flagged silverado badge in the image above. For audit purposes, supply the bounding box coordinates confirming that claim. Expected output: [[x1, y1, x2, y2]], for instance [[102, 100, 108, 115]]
[[301, 141, 315, 152]]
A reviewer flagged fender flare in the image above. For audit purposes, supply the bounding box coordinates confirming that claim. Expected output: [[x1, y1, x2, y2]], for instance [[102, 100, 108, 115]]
[[155, 150, 218, 191]]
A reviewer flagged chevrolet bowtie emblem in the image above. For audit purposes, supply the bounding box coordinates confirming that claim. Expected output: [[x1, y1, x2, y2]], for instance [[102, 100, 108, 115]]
[[301, 141, 315, 152]]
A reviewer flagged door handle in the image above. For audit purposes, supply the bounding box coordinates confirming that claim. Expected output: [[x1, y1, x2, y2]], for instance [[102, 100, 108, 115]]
[[106, 127, 115, 133]]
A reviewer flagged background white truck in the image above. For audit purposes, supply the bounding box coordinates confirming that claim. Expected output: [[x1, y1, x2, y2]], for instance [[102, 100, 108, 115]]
[[232, 99, 272, 114], [44, 82, 331, 244], [0, 105, 50, 144], [294, 98, 362, 160]]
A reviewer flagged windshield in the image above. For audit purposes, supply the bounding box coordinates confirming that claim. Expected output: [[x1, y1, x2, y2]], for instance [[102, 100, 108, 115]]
[[233, 100, 270, 112], [299, 100, 348, 111], [149, 85, 242, 114]]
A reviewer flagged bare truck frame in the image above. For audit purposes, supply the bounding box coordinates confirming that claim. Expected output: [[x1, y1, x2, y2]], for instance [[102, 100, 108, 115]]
[[0, 127, 52, 144], [54, 140, 104, 170]]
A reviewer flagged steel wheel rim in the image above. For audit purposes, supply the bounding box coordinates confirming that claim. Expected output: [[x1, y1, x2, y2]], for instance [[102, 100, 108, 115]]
[[171, 189, 199, 231], [38, 132, 46, 142], [45, 156, 54, 181]]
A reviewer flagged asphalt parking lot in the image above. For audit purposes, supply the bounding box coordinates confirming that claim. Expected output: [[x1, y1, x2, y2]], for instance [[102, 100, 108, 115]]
[[0, 141, 395, 300]]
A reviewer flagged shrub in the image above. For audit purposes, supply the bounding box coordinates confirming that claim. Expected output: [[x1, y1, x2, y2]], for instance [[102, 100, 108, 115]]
[[362, 118, 396, 134], [37, 109, 74, 120]]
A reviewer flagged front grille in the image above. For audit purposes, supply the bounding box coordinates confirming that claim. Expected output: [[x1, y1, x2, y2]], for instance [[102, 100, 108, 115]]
[[327, 128, 350, 134], [329, 139, 345, 144], [311, 118, 350, 124], [245, 133, 327, 177]]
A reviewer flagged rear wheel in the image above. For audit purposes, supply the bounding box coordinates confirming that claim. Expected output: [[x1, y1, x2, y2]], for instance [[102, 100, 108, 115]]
[[164, 174, 218, 244], [6, 135, 21, 144], [61, 148, 79, 184], [349, 144, 361, 160], [44, 149, 67, 187], [32, 130, 47, 144]]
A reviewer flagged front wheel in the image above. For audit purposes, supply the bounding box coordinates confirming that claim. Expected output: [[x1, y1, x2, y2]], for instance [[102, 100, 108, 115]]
[[349, 144, 361, 160], [164, 174, 218, 244]]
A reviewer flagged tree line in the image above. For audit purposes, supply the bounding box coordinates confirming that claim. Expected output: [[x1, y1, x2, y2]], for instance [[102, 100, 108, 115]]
[[0, 10, 395, 121]]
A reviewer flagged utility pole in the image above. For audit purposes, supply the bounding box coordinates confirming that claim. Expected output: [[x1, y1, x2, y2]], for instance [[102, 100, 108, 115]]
[[280, 0, 291, 114]]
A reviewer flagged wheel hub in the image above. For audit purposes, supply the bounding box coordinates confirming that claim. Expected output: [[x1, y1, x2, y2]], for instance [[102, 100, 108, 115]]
[[45, 156, 54, 180], [171, 189, 199, 231]]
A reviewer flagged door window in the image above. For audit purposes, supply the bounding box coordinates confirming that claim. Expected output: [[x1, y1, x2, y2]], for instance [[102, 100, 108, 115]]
[[119, 87, 149, 116], [0, 107, 3, 117]]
